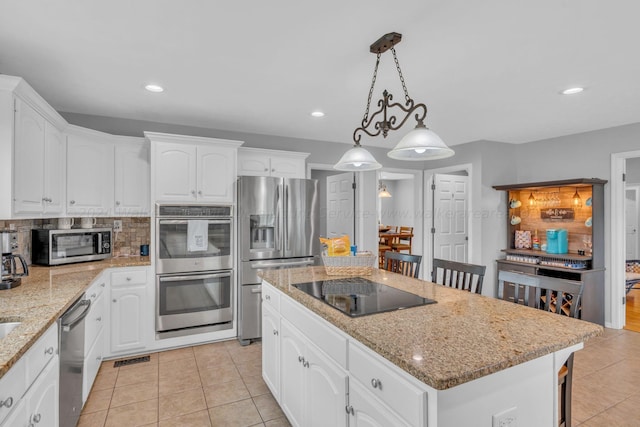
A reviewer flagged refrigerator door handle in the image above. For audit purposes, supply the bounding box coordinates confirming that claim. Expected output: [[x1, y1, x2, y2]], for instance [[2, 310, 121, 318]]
[[275, 184, 281, 251], [284, 184, 289, 252]]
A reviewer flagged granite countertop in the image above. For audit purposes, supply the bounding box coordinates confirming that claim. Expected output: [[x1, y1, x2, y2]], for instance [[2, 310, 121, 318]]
[[260, 266, 603, 390], [0, 257, 151, 379]]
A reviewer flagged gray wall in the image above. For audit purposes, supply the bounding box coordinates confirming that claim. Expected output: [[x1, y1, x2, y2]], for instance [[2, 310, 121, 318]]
[[379, 179, 416, 229], [628, 157, 640, 184]]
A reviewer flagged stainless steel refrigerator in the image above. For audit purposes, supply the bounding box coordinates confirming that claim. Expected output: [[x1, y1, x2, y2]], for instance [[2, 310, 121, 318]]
[[237, 176, 319, 345]]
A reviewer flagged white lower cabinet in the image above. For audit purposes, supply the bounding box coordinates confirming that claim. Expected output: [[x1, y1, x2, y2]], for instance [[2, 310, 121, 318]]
[[262, 304, 280, 400], [280, 318, 348, 427], [109, 268, 150, 355], [348, 379, 408, 427]]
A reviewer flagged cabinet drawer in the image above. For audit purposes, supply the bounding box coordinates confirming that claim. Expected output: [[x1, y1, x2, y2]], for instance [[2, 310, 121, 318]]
[[111, 269, 147, 286], [349, 342, 426, 427], [83, 329, 104, 404], [86, 277, 107, 302], [84, 293, 105, 355], [0, 358, 26, 425], [280, 296, 347, 368], [25, 323, 58, 385], [262, 283, 280, 311]]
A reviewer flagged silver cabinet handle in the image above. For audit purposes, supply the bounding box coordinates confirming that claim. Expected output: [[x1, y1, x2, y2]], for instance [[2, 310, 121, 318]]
[[371, 378, 382, 389], [303, 360, 309, 368], [69, 200, 75, 205], [91, 293, 97, 298], [113, 299, 117, 303], [298, 356, 304, 363], [273, 329, 278, 336], [32, 413, 41, 423], [126, 277, 132, 281], [96, 316, 102, 322], [345, 405, 354, 415], [264, 168, 268, 172], [0, 397, 13, 408], [191, 190, 196, 196], [100, 283, 106, 287], [265, 294, 271, 300], [44, 347, 54, 355], [198, 190, 203, 195]]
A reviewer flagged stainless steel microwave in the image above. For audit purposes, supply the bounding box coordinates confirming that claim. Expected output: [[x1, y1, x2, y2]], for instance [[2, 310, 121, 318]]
[[32, 228, 112, 266]]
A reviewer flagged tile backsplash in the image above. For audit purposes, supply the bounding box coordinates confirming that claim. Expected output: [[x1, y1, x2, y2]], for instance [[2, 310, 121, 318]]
[[0, 217, 150, 264]]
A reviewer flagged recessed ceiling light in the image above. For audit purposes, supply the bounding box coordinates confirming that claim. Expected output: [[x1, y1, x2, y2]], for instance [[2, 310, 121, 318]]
[[310, 111, 325, 118], [561, 87, 584, 95], [145, 84, 164, 93]]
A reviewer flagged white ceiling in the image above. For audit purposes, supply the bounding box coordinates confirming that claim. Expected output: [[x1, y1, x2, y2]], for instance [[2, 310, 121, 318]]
[[2, 1, 639, 148]]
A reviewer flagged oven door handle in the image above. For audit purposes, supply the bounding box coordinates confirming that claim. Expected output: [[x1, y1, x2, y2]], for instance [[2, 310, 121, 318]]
[[158, 219, 232, 225], [160, 272, 232, 282], [251, 259, 315, 269]]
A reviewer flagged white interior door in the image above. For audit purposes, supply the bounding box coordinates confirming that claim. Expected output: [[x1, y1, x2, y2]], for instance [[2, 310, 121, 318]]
[[326, 173, 354, 239], [433, 174, 469, 262], [626, 186, 639, 259]]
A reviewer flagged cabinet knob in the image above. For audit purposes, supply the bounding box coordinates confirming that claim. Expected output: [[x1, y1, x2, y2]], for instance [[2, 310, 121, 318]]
[[371, 378, 382, 389], [113, 299, 117, 303], [44, 347, 54, 355], [273, 329, 278, 336], [126, 277, 131, 281], [298, 355, 304, 364], [69, 200, 76, 205], [303, 360, 309, 368], [96, 316, 102, 322], [91, 293, 97, 298], [0, 397, 13, 408], [32, 413, 42, 423], [265, 295, 271, 300], [115, 201, 121, 206], [264, 168, 268, 172], [101, 283, 106, 287], [345, 405, 354, 415], [191, 190, 196, 196], [198, 190, 203, 196], [271, 168, 275, 172]]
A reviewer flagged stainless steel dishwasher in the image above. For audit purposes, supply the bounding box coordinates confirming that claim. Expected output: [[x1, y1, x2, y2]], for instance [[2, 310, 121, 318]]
[[59, 295, 91, 427]]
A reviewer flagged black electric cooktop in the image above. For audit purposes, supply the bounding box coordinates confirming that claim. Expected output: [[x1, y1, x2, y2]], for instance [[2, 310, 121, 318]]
[[293, 278, 436, 317]]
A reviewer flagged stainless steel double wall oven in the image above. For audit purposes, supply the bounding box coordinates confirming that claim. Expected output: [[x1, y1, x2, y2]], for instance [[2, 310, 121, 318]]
[[155, 204, 234, 338]]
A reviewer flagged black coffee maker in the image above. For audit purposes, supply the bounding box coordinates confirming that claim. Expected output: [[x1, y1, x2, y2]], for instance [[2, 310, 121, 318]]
[[1, 230, 29, 290]]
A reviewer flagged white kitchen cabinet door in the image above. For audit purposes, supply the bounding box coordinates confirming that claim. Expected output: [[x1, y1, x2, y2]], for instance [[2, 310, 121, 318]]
[[43, 121, 65, 214], [66, 134, 114, 215], [238, 151, 271, 176], [280, 319, 306, 427], [110, 285, 147, 354], [197, 145, 236, 203], [270, 157, 306, 178], [0, 394, 27, 427], [348, 379, 408, 427], [13, 98, 45, 214], [262, 304, 280, 400], [153, 142, 197, 202], [115, 141, 150, 215], [25, 357, 59, 427], [238, 148, 308, 179]]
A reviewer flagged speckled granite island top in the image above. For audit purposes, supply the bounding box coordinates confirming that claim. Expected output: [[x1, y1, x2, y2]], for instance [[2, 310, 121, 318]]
[[0, 257, 150, 379], [261, 266, 603, 390]]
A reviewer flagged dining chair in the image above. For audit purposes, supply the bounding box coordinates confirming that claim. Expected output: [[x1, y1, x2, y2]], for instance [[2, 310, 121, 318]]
[[497, 270, 584, 427], [431, 258, 486, 294], [391, 226, 413, 254], [383, 251, 422, 278]]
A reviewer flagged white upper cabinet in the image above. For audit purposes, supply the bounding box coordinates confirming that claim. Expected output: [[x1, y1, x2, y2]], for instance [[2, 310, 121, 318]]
[[66, 126, 115, 216], [1, 76, 67, 218], [238, 147, 309, 179], [114, 139, 150, 215], [147, 132, 243, 204]]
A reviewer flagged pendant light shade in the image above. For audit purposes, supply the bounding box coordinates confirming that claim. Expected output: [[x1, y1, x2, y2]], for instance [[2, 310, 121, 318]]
[[333, 144, 382, 171], [387, 123, 454, 160], [378, 183, 392, 198]]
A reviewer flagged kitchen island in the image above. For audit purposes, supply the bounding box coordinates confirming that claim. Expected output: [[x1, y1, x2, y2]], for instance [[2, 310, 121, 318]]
[[260, 266, 602, 427]]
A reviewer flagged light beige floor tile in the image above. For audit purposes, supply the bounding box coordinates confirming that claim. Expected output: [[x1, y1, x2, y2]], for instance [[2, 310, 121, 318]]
[[208, 398, 263, 427], [110, 380, 159, 408], [235, 361, 262, 378], [159, 370, 202, 396], [203, 379, 250, 408], [580, 358, 640, 397], [193, 342, 229, 358], [242, 374, 270, 397], [92, 369, 118, 391], [158, 346, 195, 363], [578, 396, 640, 426], [264, 417, 292, 427], [159, 357, 199, 379], [253, 393, 285, 422], [158, 387, 207, 421], [78, 409, 108, 427], [196, 351, 235, 368], [116, 364, 158, 388], [104, 398, 158, 427], [83, 388, 114, 414], [199, 363, 242, 386], [572, 374, 630, 423], [159, 410, 212, 427]]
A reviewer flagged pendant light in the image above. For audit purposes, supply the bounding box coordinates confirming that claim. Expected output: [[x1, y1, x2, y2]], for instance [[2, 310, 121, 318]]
[[572, 188, 582, 208], [528, 192, 536, 207], [378, 183, 392, 198], [333, 143, 382, 171], [334, 32, 454, 170]]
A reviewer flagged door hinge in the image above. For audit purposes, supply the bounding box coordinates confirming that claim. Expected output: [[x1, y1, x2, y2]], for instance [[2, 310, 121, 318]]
[[623, 296, 626, 305], [623, 172, 626, 182], [352, 182, 356, 190], [431, 184, 436, 190], [431, 227, 436, 234]]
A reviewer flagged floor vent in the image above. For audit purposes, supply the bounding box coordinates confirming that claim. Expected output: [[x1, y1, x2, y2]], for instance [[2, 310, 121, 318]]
[[113, 355, 151, 368]]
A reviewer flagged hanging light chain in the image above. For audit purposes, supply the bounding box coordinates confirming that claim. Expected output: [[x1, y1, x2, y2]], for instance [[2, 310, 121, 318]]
[[362, 52, 381, 124], [391, 47, 411, 104]]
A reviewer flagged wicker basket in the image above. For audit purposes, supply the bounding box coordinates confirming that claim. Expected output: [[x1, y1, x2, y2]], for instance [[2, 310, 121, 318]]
[[321, 254, 377, 276]]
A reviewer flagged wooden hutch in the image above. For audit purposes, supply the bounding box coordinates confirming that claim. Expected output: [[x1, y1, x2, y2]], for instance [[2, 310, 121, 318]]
[[493, 178, 607, 325]]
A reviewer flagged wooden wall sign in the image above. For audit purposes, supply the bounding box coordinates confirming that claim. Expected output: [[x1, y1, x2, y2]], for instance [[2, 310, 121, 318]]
[[540, 207, 575, 220]]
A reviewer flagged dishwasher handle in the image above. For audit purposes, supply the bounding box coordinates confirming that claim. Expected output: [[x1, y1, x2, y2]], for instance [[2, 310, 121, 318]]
[[61, 299, 91, 332]]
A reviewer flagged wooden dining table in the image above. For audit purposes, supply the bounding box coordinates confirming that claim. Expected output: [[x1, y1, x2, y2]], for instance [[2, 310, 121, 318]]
[[379, 230, 414, 247]]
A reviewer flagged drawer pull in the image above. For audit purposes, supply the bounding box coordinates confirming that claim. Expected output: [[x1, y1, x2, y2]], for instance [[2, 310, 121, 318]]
[[96, 316, 102, 322], [32, 413, 42, 423], [91, 293, 97, 298], [371, 378, 382, 389], [0, 397, 13, 408], [345, 405, 354, 415], [303, 360, 309, 368], [126, 277, 132, 281], [273, 329, 278, 336], [298, 355, 304, 363], [100, 283, 105, 287], [265, 295, 271, 300], [44, 347, 54, 355]]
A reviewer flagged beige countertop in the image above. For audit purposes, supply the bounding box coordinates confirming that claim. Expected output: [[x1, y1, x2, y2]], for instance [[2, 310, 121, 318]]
[[0, 257, 151, 379], [261, 266, 603, 390]]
